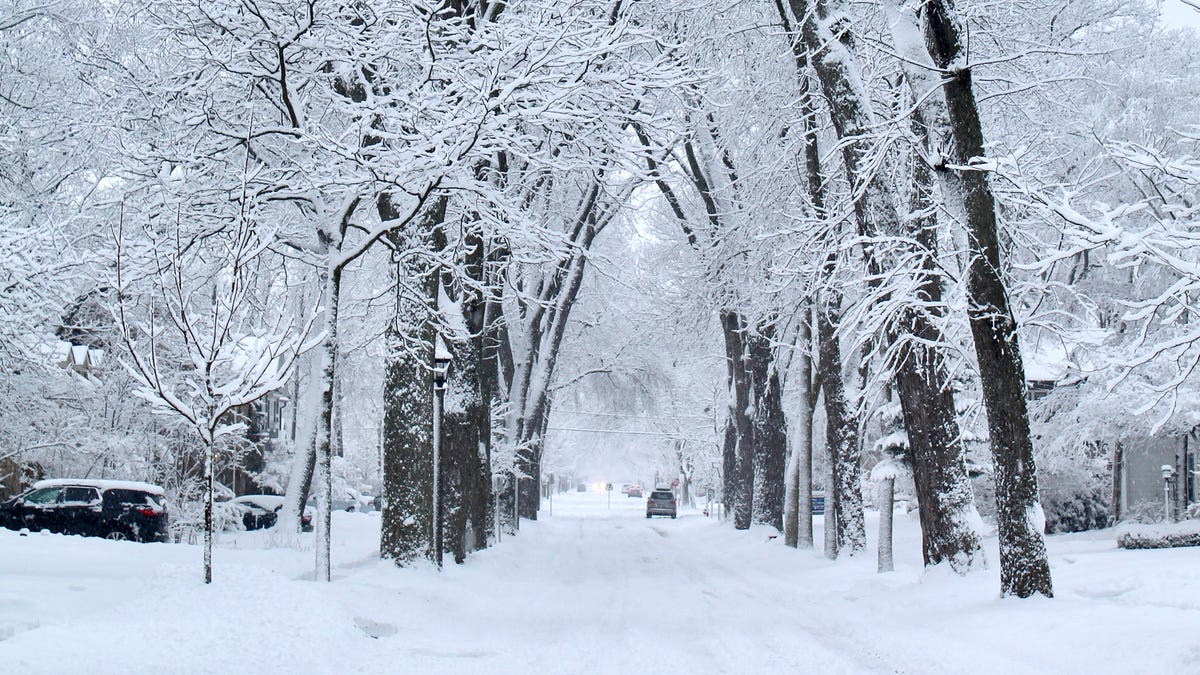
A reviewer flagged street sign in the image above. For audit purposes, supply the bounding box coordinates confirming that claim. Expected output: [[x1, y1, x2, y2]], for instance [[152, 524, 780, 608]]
[[605, 483, 613, 491]]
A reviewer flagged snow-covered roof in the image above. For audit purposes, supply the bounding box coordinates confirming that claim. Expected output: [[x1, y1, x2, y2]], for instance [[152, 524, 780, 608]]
[[54, 340, 105, 372], [33, 478, 165, 495]]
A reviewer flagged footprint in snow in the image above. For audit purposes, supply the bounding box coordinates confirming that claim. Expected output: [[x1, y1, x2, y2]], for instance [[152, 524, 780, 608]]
[[354, 616, 399, 639]]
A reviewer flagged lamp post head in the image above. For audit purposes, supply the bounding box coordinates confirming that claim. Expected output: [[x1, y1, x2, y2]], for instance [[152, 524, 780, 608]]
[[434, 337, 453, 391], [1162, 465, 1176, 481]]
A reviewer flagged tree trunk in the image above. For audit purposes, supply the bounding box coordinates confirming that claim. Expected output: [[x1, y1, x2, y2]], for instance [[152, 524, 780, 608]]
[[517, 449, 541, 520], [722, 418, 736, 522], [824, 451, 838, 560], [1110, 441, 1123, 524], [878, 476, 895, 573], [313, 263, 341, 582], [922, 0, 1053, 598], [379, 202, 443, 566], [441, 410, 472, 564], [380, 314, 435, 564], [816, 297, 865, 555], [721, 310, 755, 530], [203, 437, 214, 584], [749, 325, 787, 531], [778, 0, 981, 569], [888, 95, 985, 571], [438, 228, 494, 562], [281, 418, 316, 533], [785, 310, 814, 548]]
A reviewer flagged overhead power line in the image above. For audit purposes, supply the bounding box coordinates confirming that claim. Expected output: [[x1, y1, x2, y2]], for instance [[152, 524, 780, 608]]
[[552, 408, 710, 417]]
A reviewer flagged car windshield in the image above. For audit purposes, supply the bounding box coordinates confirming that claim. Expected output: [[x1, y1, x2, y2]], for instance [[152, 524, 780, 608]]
[[22, 487, 62, 504], [650, 492, 674, 501]]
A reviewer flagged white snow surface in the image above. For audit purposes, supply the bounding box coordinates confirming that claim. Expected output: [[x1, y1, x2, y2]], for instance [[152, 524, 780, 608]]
[[31, 478, 165, 495], [2, 492, 1199, 673]]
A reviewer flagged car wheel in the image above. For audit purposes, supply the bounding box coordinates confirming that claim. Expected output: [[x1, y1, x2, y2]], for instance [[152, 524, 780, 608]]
[[645, 514, 651, 519], [105, 529, 131, 542], [671, 514, 676, 519]]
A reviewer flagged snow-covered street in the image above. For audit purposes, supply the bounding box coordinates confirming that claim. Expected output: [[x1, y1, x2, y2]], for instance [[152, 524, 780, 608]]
[[2, 490, 1198, 674]]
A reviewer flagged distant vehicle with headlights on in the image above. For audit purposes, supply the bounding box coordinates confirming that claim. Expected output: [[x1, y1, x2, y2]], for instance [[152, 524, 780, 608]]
[[645, 490, 676, 519]]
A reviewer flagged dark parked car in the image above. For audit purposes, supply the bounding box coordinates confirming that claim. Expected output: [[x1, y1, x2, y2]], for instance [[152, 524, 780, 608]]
[[0, 479, 169, 542], [228, 495, 313, 532], [646, 490, 676, 519]]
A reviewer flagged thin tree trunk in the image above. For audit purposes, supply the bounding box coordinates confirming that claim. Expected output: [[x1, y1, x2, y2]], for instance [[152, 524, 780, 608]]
[[1110, 441, 1123, 524], [922, 0, 1053, 598], [281, 418, 316, 532], [785, 311, 814, 548], [878, 476, 895, 573], [824, 451, 838, 560], [203, 438, 214, 584]]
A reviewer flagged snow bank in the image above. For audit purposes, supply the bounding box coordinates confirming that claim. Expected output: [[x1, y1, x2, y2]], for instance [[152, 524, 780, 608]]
[[3, 494, 1200, 674], [1117, 519, 1200, 549]]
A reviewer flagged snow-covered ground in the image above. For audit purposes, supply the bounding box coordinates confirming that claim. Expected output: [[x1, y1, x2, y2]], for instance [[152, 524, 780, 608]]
[[2, 490, 1198, 674]]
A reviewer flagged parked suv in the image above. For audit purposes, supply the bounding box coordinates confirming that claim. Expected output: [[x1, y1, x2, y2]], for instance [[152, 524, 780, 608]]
[[0, 479, 169, 542], [646, 490, 677, 519]]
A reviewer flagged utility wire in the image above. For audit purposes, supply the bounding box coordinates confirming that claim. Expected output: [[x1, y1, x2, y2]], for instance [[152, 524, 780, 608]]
[[553, 409, 711, 420]]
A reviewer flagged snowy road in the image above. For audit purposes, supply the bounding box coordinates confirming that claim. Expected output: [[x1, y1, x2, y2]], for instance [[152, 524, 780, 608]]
[[3, 490, 1200, 674]]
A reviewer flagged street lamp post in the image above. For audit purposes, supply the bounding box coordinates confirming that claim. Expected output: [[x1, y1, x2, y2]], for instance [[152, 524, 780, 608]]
[[433, 342, 452, 571], [1162, 464, 1176, 523]]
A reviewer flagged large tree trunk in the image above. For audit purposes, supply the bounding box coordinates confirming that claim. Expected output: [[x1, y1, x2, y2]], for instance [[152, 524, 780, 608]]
[[815, 296, 865, 556], [517, 447, 541, 520], [441, 410, 472, 563], [889, 103, 985, 571], [379, 197, 443, 566], [748, 325, 787, 531], [438, 226, 494, 562], [380, 315, 435, 565], [921, 0, 1053, 598], [721, 418, 737, 521], [721, 310, 755, 530]]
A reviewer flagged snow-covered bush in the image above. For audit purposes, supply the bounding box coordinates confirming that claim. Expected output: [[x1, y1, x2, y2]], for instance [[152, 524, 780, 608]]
[[1117, 520, 1200, 549], [1041, 486, 1110, 534]]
